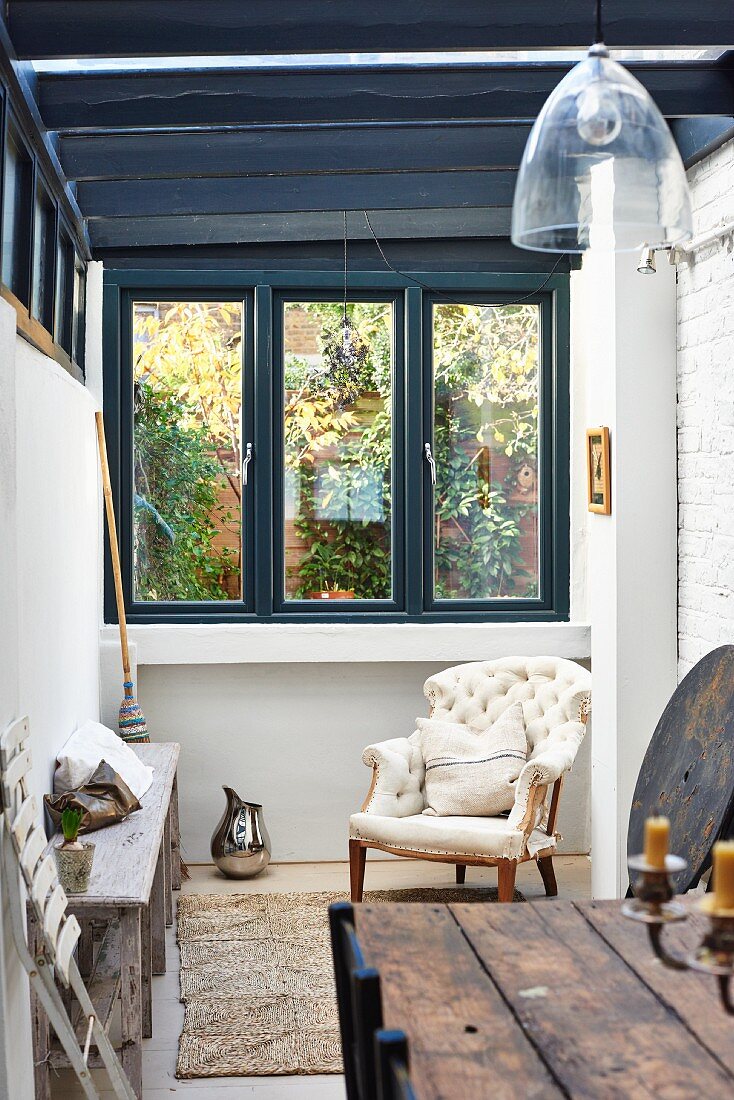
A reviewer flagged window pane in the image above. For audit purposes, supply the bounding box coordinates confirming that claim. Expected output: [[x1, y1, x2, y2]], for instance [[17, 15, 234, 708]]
[[32, 180, 55, 331], [432, 303, 540, 599], [2, 125, 32, 304], [283, 300, 392, 602], [132, 301, 242, 602], [54, 230, 74, 353], [72, 259, 86, 369]]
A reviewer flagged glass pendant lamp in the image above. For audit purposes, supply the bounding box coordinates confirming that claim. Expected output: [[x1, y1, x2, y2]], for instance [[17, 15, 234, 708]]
[[511, 4, 692, 252]]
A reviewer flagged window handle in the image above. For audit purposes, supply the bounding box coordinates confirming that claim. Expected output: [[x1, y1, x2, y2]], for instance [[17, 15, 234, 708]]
[[424, 442, 436, 486], [242, 442, 254, 486]]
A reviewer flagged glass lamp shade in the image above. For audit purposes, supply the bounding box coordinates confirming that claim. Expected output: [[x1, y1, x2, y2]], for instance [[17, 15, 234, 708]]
[[511, 45, 693, 253]]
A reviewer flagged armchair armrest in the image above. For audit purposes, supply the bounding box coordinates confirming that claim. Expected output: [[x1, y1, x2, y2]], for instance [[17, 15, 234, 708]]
[[359, 736, 425, 818], [507, 712, 588, 832]]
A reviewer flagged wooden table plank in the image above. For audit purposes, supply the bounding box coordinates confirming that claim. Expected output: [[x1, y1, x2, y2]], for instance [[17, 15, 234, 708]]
[[356, 903, 563, 1100], [45, 743, 180, 907], [453, 899, 734, 1099], [579, 899, 734, 1077]]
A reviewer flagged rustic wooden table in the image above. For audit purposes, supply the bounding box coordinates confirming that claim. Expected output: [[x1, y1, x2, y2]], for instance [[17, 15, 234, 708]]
[[31, 743, 180, 1099], [356, 897, 734, 1098]]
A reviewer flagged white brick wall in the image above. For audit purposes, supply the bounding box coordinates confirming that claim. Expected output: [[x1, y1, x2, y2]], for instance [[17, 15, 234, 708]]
[[677, 139, 734, 677]]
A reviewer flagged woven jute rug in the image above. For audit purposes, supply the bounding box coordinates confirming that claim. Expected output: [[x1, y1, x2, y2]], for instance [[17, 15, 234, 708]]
[[176, 884, 524, 1080]]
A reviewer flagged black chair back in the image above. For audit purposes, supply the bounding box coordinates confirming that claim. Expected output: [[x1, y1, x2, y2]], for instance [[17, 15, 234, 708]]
[[375, 1029, 416, 1100], [329, 901, 384, 1100]]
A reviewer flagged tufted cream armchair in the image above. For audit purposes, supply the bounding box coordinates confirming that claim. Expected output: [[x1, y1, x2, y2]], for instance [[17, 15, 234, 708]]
[[349, 656, 591, 902]]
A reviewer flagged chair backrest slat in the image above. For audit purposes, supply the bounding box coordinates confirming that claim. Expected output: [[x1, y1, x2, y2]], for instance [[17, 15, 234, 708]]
[[2, 746, 32, 802], [20, 826, 47, 881], [43, 885, 68, 949], [1, 717, 136, 1098], [375, 1029, 415, 1100], [351, 967, 383, 1100], [0, 716, 29, 765], [342, 922, 365, 971], [329, 901, 386, 1100], [31, 855, 59, 912], [11, 794, 37, 849], [54, 915, 81, 986]]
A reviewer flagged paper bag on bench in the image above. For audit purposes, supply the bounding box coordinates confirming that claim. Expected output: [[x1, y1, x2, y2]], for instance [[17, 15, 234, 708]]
[[45, 760, 141, 835]]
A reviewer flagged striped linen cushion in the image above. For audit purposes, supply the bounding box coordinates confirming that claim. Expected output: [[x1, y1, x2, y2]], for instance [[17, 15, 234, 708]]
[[417, 704, 528, 817]]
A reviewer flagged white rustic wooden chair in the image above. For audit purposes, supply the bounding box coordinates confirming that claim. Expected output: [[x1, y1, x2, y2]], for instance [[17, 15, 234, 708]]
[[0, 716, 135, 1100], [349, 657, 591, 902]]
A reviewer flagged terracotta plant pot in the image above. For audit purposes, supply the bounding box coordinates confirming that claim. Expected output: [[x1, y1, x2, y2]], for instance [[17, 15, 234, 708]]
[[54, 840, 95, 894], [306, 590, 356, 600]]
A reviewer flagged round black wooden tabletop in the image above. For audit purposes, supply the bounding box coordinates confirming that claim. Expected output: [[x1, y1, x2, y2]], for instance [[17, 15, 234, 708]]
[[627, 644, 734, 895]]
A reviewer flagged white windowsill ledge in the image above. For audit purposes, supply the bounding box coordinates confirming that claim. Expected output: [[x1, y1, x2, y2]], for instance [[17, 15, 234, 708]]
[[100, 622, 590, 665]]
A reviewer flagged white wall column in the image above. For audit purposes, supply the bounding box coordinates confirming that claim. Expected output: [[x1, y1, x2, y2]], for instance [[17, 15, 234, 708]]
[[0, 300, 34, 1099], [0, 291, 103, 1098], [572, 250, 678, 898]]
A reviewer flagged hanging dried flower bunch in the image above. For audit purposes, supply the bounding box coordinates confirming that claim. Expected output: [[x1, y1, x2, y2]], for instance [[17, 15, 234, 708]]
[[317, 211, 370, 409], [321, 313, 369, 408]]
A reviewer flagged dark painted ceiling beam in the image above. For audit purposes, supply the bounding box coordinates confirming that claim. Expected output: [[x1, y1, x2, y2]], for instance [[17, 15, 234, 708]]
[[0, 12, 89, 255], [88, 207, 512, 249], [670, 116, 734, 167], [60, 123, 531, 182], [38, 62, 734, 132], [9, 1, 734, 59], [79, 170, 516, 219]]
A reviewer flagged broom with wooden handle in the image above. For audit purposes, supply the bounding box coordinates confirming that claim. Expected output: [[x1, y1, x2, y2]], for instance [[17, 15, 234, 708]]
[[95, 411, 149, 744]]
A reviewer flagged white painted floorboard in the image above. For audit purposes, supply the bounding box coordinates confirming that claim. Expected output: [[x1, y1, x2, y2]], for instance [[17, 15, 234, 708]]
[[51, 856, 590, 1098]]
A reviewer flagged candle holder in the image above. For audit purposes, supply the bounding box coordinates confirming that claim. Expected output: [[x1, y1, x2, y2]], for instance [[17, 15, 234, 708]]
[[624, 852, 734, 1014]]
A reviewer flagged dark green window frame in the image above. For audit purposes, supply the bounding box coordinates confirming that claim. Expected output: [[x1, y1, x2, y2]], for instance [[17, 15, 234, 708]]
[[0, 82, 88, 380], [103, 268, 570, 625]]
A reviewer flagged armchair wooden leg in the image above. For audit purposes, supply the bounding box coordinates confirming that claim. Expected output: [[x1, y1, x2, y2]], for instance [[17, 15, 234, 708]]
[[497, 860, 517, 903], [349, 839, 366, 903], [455, 865, 466, 885], [537, 855, 558, 897]]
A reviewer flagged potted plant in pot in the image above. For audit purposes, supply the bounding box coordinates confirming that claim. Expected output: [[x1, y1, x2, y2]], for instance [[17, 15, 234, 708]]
[[293, 539, 356, 600], [309, 581, 356, 601], [54, 807, 95, 894]]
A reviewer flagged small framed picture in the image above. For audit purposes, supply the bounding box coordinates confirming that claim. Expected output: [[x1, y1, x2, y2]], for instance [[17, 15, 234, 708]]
[[586, 427, 611, 514]]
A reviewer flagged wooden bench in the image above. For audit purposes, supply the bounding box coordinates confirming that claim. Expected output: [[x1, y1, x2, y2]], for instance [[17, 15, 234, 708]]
[[30, 743, 181, 1099]]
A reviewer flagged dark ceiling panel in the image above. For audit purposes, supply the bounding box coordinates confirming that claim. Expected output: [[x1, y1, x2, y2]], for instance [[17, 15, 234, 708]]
[[60, 124, 530, 181], [39, 63, 734, 131], [9, 1, 734, 59], [79, 170, 516, 218], [88, 207, 513, 248], [670, 116, 734, 167], [0, 14, 89, 254]]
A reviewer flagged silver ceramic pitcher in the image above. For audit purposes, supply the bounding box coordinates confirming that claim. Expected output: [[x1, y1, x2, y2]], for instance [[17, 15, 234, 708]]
[[210, 786, 272, 879]]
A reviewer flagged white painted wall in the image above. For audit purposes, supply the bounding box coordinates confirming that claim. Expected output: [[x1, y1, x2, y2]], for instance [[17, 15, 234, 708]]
[[0, 299, 101, 1100], [677, 140, 734, 677], [15, 339, 102, 807], [572, 252, 678, 898], [98, 625, 593, 864], [137, 656, 591, 866], [0, 300, 26, 1100]]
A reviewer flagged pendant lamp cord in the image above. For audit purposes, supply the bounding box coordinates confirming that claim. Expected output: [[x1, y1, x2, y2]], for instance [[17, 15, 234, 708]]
[[362, 210, 568, 309], [595, 0, 603, 43]]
